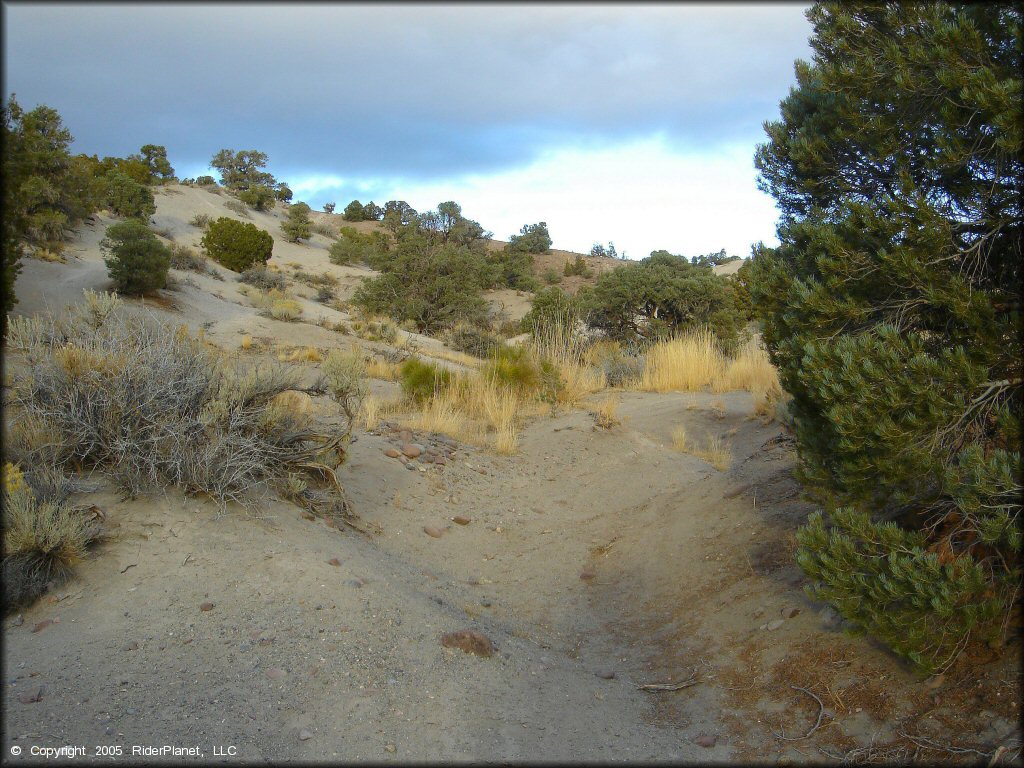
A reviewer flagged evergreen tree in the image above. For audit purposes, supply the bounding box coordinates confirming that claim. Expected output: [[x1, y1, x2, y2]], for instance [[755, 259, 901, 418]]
[[281, 202, 312, 243], [751, 2, 1021, 673], [101, 219, 170, 295]]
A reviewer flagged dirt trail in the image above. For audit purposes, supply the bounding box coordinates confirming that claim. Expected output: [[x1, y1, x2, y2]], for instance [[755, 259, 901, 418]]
[[4, 184, 1019, 764]]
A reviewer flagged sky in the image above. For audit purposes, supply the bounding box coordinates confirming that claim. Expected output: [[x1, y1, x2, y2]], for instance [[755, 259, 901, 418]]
[[3, 3, 813, 260]]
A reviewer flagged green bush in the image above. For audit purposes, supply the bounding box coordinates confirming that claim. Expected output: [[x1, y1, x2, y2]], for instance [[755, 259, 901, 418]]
[[201, 217, 273, 272], [168, 242, 209, 273], [564, 254, 590, 277], [752, 2, 1021, 673], [328, 226, 389, 266], [343, 199, 366, 221], [100, 219, 170, 294], [351, 241, 490, 333], [102, 171, 157, 219], [237, 184, 276, 211], [542, 269, 562, 285], [521, 287, 579, 336], [400, 358, 452, 403], [195, 175, 216, 186], [445, 323, 502, 358], [481, 345, 539, 392], [281, 202, 312, 242], [238, 264, 286, 291], [274, 184, 293, 202], [580, 252, 744, 352], [507, 221, 551, 254]]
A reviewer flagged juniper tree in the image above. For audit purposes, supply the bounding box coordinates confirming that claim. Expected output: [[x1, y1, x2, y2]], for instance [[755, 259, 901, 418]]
[[750, 2, 1021, 673]]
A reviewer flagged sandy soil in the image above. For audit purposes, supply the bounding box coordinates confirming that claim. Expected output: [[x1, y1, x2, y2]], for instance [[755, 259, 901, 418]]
[[3, 186, 1020, 764]]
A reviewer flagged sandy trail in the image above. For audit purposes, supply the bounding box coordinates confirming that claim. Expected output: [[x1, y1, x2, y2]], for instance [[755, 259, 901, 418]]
[[4, 184, 1019, 764]]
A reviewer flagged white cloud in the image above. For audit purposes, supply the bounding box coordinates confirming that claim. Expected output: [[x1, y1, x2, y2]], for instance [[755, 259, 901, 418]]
[[292, 136, 781, 260]]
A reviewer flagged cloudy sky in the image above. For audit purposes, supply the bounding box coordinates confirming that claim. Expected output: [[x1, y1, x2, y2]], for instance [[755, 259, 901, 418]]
[[3, 3, 812, 259]]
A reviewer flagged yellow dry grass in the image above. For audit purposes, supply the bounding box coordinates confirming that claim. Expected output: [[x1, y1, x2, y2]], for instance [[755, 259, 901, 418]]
[[359, 393, 406, 432], [671, 424, 731, 471], [240, 335, 253, 350], [591, 395, 621, 429], [529, 320, 605, 404], [637, 329, 725, 392], [715, 337, 782, 397], [365, 358, 401, 381]]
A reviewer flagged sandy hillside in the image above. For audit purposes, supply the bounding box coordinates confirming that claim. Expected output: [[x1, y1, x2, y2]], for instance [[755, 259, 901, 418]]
[[3, 187, 1021, 764]]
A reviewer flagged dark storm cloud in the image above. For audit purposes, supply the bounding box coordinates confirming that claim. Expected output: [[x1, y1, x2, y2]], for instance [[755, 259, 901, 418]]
[[3, 3, 811, 181]]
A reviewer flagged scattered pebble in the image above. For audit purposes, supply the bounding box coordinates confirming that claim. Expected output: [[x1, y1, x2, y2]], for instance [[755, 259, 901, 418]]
[[11, 614, 24, 627], [579, 569, 596, 582], [423, 525, 446, 539], [695, 735, 717, 748], [384, 744, 396, 753], [124, 641, 139, 651], [345, 579, 363, 589], [401, 444, 422, 459], [765, 619, 784, 631], [298, 728, 313, 741], [328, 558, 341, 567], [452, 516, 471, 526], [384, 448, 401, 458], [199, 602, 215, 612], [31, 620, 53, 633], [440, 629, 494, 658], [781, 606, 801, 619], [265, 668, 287, 680], [595, 669, 616, 680]]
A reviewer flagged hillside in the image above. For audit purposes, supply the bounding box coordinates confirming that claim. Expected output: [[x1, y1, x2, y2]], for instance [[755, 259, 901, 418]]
[[3, 186, 1019, 763]]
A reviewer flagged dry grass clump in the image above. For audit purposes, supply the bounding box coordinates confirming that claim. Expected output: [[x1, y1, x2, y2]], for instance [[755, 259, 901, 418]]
[[359, 393, 405, 432], [716, 337, 783, 416], [365, 357, 402, 381], [528, 319, 605, 404], [3, 462, 105, 611], [238, 265, 287, 292], [351, 316, 399, 344], [637, 329, 726, 392], [223, 200, 250, 218], [4, 292, 361, 512], [270, 299, 303, 322], [190, 213, 212, 229], [241, 285, 304, 322], [591, 395, 621, 429], [670, 424, 731, 470], [276, 345, 323, 363]]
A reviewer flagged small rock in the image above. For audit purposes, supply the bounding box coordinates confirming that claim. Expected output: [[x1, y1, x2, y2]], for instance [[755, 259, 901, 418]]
[[579, 569, 596, 582], [328, 557, 341, 567], [105, 726, 114, 736], [695, 735, 717, 748], [752, 607, 765, 618], [595, 669, 616, 680], [199, 602, 215, 612], [298, 728, 313, 741], [31, 619, 53, 633], [405, 463, 416, 470], [384, 448, 401, 458], [384, 744, 396, 753], [401, 444, 422, 459], [126, 708, 138, 716], [781, 606, 801, 619], [434, 456, 447, 466], [440, 629, 494, 657], [399, 430, 413, 443], [423, 525, 446, 539], [411, 442, 426, 454], [345, 579, 363, 589], [18, 686, 44, 704], [452, 516, 471, 525], [124, 641, 139, 651], [258, 637, 275, 646], [475, 467, 488, 475], [265, 668, 287, 680], [765, 619, 784, 631], [11, 614, 24, 627]]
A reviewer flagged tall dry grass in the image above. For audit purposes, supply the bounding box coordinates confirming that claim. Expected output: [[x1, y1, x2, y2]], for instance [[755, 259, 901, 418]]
[[632, 330, 782, 417], [636, 329, 725, 392], [529, 319, 605, 404]]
